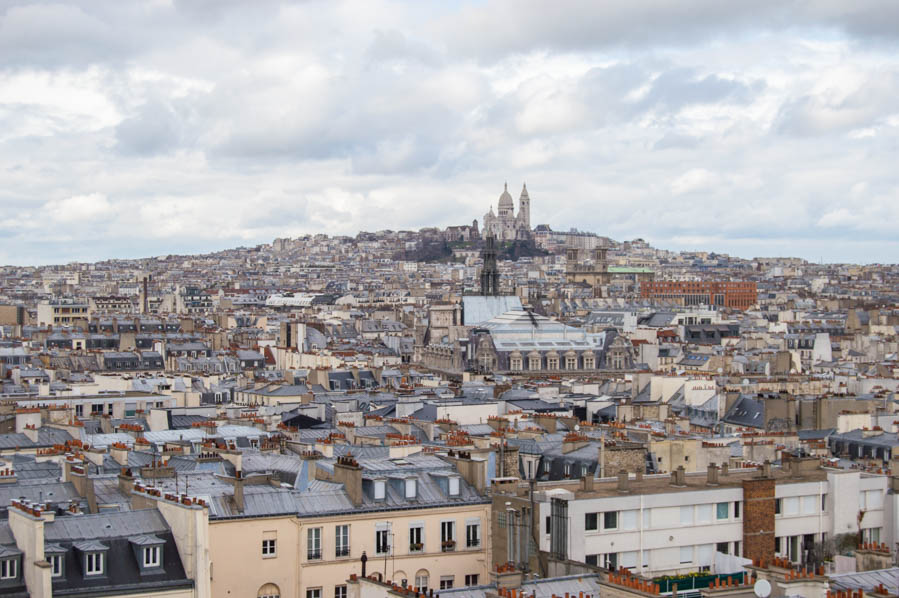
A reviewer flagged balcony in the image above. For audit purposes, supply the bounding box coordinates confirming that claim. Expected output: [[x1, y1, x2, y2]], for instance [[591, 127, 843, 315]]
[[307, 550, 322, 561], [335, 547, 350, 558], [441, 540, 456, 553], [409, 542, 424, 553]]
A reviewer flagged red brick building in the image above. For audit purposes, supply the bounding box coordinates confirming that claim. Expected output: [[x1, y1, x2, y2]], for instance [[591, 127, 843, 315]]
[[639, 280, 757, 310]]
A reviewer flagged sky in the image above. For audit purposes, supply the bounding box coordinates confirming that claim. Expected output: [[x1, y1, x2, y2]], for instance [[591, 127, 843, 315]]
[[2, 1, 899, 266]]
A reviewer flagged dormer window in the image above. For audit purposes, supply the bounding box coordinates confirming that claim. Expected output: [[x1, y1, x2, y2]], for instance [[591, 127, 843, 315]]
[[49, 554, 63, 577], [448, 476, 460, 496], [85, 552, 104, 576], [143, 546, 160, 567], [1, 557, 17, 580], [405, 479, 417, 499], [130, 535, 165, 573], [374, 480, 386, 500]]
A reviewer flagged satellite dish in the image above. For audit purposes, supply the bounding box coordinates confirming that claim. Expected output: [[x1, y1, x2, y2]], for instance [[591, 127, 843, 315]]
[[753, 579, 771, 598], [574, 424, 581, 432]]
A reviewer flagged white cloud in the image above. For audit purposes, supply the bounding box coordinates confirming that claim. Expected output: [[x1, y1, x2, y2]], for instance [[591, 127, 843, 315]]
[[1, 1, 899, 264]]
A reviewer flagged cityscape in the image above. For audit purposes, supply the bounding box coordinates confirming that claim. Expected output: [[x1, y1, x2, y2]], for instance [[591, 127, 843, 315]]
[[3, 3, 899, 598]]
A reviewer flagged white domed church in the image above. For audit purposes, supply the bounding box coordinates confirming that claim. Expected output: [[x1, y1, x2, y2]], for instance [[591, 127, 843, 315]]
[[482, 182, 532, 241]]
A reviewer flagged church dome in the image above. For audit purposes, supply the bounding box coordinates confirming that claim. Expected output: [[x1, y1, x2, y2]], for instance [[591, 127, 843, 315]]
[[498, 182, 514, 210]]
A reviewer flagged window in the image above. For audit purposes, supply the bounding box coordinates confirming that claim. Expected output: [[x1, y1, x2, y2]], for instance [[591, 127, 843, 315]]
[[585, 512, 598, 531], [263, 539, 277, 557], [466, 522, 480, 548], [621, 510, 637, 530], [1, 558, 17, 580], [336, 525, 349, 557], [49, 554, 63, 577], [376, 529, 390, 555], [784, 497, 799, 515], [440, 576, 454, 590], [601, 553, 618, 569], [716, 542, 729, 554], [696, 504, 712, 523], [415, 573, 429, 593], [774, 498, 782, 515], [374, 480, 386, 500], [680, 506, 693, 525], [585, 554, 598, 566], [465, 574, 479, 586], [143, 545, 160, 567], [679, 546, 692, 564], [821, 494, 826, 512], [716, 502, 729, 520], [545, 516, 551, 534], [307, 588, 322, 598], [441, 521, 456, 551], [405, 479, 417, 499], [603, 511, 618, 530], [448, 476, 460, 496], [335, 586, 347, 598], [734, 501, 741, 518], [409, 525, 424, 552], [85, 552, 103, 576], [308, 528, 322, 560]]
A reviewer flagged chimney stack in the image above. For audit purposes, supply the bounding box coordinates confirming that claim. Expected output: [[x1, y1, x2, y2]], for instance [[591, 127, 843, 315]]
[[617, 470, 629, 493], [334, 454, 363, 507], [707, 464, 719, 485]]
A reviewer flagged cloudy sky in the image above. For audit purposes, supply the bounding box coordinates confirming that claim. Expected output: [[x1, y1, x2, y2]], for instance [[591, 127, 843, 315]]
[[2, 1, 899, 265]]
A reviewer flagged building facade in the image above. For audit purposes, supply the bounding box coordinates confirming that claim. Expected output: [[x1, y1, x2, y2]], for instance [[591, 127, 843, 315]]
[[639, 281, 757, 310]]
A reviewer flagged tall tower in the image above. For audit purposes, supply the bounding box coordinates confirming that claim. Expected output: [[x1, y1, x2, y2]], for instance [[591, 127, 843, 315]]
[[517, 183, 530, 231], [480, 235, 500, 296]]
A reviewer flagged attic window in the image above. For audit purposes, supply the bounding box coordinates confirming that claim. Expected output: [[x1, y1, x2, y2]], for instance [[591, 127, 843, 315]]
[[448, 476, 460, 496], [405, 479, 417, 499], [85, 552, 104, 576], [374, 480, 386, 500], [143, 546, 160, 567], [1, 558, 17, 580], [49, 554, 63, 577]]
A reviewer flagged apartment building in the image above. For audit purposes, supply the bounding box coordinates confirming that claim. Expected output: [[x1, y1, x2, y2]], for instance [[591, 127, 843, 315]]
[[493, 458, 889, 578], [639, 281, 757, 310], [36, 299, 90, 327]]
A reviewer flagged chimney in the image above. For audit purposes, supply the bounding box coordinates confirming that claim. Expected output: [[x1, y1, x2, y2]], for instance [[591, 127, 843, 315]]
[[617, 470, 629, 493], [761, 460, 772, 478], [118, 468, 135, 494], [445, 451, 487, 493], [334, 454, 363, 507], [707, 464, 719, 486], [671, 466, 686, 487], [233, 470, 245, 513], [110, 443, 130, 466], [581, 475, 594, 493], [721, 463, 729, 476]]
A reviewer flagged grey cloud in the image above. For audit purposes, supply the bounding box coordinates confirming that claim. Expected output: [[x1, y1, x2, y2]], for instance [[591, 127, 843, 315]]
[[115, 100, 185, 156]]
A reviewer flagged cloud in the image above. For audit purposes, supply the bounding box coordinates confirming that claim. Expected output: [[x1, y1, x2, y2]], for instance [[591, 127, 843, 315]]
[[1, 1, 899, 264], [44, 193, 113, 223]]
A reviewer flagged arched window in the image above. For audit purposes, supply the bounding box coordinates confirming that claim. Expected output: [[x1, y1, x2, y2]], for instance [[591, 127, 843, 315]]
[[258, 583, 281, 598], [415, 570, 430, 593]]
